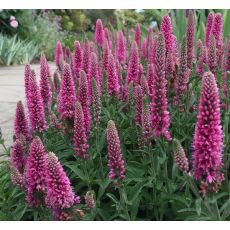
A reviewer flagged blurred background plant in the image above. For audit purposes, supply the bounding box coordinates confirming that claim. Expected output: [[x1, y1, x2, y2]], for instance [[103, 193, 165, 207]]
[[0, 9, 230, 66]]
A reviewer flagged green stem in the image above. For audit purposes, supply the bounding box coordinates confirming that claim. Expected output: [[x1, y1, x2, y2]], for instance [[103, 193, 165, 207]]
[[96, 129, 104, 177], [119, 185, 130, 221]]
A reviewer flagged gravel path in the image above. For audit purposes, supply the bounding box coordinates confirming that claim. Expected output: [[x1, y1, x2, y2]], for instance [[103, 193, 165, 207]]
[[0, 63, 55, 155]]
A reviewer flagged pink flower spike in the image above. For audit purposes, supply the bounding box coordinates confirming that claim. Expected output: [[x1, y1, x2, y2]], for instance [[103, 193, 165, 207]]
[[186, 10, 195, 69], [134, 85, 143, 125], [205, 13, 214, 47], [40, 53, 51, 109], [150, 33, 171, 140], [160, 15, 173, 54], [126, 41, 139, 86], [55, 41, 64, 69], [58, 63, 76, 120], [107, 53, 120, 97], [77, 70, 91, 138], [106, 120, 126, 181], [45, 152, 79, 218], [95, 19, 104, 47], [10, 139, 27, 172], [73, 102, 89, 159], [134, 23, 141, 48], [88, 52, 100, 104], [104, 27, 112, 49], [27, 70, 47, 132], [193, 71, 224, 191], [207, 35, 217, 75], [14, 101, 31, 141], [25, 137, 47, 207], [116, 31, 126, 65], [72, 41, 82, 78]]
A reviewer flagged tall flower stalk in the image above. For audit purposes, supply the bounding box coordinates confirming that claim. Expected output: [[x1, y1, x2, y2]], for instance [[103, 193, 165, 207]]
[[192, 71, 224, 193], [73, 102, 89, 159], [106, 120, 126, 181], [150, 33, 171, 140], [58, 63, 76, 121]]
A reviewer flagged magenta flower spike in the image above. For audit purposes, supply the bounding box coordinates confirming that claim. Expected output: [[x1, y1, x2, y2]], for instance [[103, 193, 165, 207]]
[[53, 70, 61, 94], [88, 52, 100, 103], [165, 50, 174, 78], [126, 41, 139, 86], [82, 41, 90, 75], [160, 15, 173, 54], [104, 27, 112, 49], [134, 23, 141, 48], [148, 36, 157, 65], [211, 13, 223, 49], [147, 64, 154, 95], [72, 41, 82, 78], [102, 40, 110, 72], [73, 102, 89, 159], [207, 35, 217, 75], [226, 36, 230, 71], [14, 101, 31, 141], [116, 31, 126, 65], [55, 41, 64, 68], [58, 63, 76, 120], [186, 10, 195, 69], [92, 78, 102, 128], [196, 39, 205, 76], [146, 26, 153, 49], [78, 70, 91, 137], [173, 139, 189, 173], [25, 137, 47, 207], [192, 71, 224, 191], [107, 53, 120, 96], [24, 64, 31, 102], [142, 99, 152, 145], [40, 53, 51, 109], [140, 75, 149, 97], [106, 120, 126, 181], [45, 152, 80, 218], [84, 191, 95, 209], [10, 139, 27, 172], [205, 13, 214, 47], [27, 70, 47, 132], [134, 85, 143, 125], [150, 33, 171, 140], [174, 37, 190, 109], [141, 38, 147, 59], [10, 164, 25, 188], [95, 19, 104, 47]]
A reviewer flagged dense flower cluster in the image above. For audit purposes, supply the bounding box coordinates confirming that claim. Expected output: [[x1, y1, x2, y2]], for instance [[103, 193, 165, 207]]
[[106, 120, 126, 181], [14, 101, 31, 141], [27, 70, 47, 132], [25, 137, 47, 207], [150, 33, 171, 140], [173, 139, 189, 173], [193, 72, 224, 191], [46, 152, 80, 216], [58, 63, 76, 120], [73, 102, 89, 159]]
